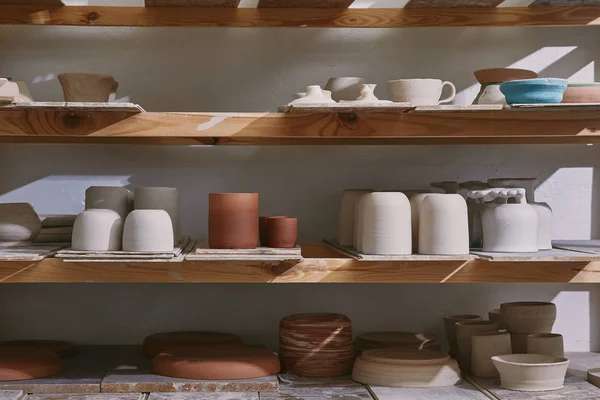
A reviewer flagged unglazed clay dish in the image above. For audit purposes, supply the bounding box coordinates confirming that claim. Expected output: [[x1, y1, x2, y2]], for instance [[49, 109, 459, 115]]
[[492, 354, 569, 392], [142, 331, 244, 358], [562, 82, 600, 103], [354, 331, 437, 355], [0, 347, 62, 381], [474, 68, 538, 85]]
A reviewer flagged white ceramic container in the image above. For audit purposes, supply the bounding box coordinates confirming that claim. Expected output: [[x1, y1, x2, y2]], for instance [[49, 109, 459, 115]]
[[122, 209, 174, 252], [471, 332, 512, 378], [527, 333, 564, 358], [354, 191, 375, 251], [134, 187, 180, 244], [387, 79, 456, 105], [0, 203, 42, 242], [85, 186, 133, 220], [488, 178, 552, 250], [418, 194, 469, 255], [72, 209, 123, 251], [471, 188, 538, 253], [500, 301, 556, 334], [360, 192, 411, 255], [338, 189, 372, 248], [325, 77, 365, 102], [455, 320, 500, 372], [492, 354, 569, 392]]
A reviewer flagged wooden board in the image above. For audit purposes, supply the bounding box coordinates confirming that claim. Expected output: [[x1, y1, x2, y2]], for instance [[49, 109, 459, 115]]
[[280, 103, 413, 113], [0, 392, 25, 400], [29, 395, 142, 400], [101, 346, 278, 393], [0, 102, 144, 113], [1, 6, 600, 28], [0, 346, 119, 394], [148, 394, 258, 399], [188, 244, 302, 261], [0, 261, 35, 282], [530, 0, 600, 5], [406, 0, 503, 7], [324, 240, 475, 261], [145, 0, 241, 6], [0, 0, 63, 4], [270, 374, 372, 398], [258, 0, 354, 8], [368, 381, 488, 399], [469, 375, 600, 399], [57, 237, 192, 261], [0, 244, 64, 261], [412, 104, 504, 112], [554, 240, 600, 255], [470, 248, 598, 262]]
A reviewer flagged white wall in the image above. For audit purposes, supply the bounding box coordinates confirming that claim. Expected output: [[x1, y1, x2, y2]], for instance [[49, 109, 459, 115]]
[[1, 20, 600, 351]]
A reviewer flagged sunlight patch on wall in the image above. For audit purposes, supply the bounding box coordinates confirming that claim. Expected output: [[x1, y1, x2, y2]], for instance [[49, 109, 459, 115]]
[[568, 61, 595, 82], [552, 291, 591, 352]]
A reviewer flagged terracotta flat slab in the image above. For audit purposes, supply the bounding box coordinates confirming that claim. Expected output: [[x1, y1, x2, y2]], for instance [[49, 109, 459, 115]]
[[148, 394, 257, 399], [0, 391, 25, 400], [29, 395, 141, 400], [470, 375, 600, 399], [0, 346, 119, 394], [101, 346, 277, 393], [269, 374, 371, 398], [369, 382, 487, 399]]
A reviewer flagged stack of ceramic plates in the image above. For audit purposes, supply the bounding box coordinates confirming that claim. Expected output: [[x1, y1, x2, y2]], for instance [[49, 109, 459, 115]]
[[352, 349, 461, 388], [354, 331, 438, 355], [279, 313, 354, 377]]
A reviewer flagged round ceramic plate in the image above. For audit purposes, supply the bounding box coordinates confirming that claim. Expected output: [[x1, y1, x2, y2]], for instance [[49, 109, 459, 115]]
[[361, 349, 450, 366]]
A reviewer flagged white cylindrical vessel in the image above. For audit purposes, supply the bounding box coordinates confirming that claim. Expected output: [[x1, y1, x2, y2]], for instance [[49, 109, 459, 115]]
[[72, 209, 123, 251], [354, 191, 375, 251], [409, 193, 430, 253], [123, 210, 174, 252], [85, 186, 133, 220], [418, 194, 469, 255], [360, 192, 411, 255], [134, 187, 180, 244], [338, 189, 372, 248]]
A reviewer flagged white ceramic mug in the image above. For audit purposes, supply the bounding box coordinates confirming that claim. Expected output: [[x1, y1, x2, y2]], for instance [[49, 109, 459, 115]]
[[122, 209, 174, 252], [325, 77, 365, 102], [387, 78, 456, 105], [418, 194, 469, 255], [134, 187, 180, 244], [360, 192, 411, 255], [72, 209, 123, 251]]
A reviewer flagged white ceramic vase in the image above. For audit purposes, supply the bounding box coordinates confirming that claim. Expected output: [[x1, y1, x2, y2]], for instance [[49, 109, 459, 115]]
[[134, 187, 180, 244], [122, 210, 174, 252], [360, 192, 411, 255], [325, 77, 365, 102], [289, 85, 336, 105], [526, 333, 564, 358], [72, 209, 123, 251], [488, 178, 552, 250], [0, 203, 42, 242], [85, 186, 133, 220], [418, 194, 469, 255], [387, 79, 456, 105], [471, 332, 512, 378], [338, 189, 372, 248], [471, 188, 538, 253]]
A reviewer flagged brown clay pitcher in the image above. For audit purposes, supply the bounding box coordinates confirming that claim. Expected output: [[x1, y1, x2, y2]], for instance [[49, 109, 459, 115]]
[[266, 216, 298, 248], [209, 193, 258, 249]]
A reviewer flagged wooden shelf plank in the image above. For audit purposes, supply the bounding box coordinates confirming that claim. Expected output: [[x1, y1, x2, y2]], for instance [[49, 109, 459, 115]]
[[1, 107, 600, 145], [0, 6, 599, 28]]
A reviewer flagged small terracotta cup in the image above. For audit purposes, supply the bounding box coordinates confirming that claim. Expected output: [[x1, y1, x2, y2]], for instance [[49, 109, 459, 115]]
[[266, 217, 298, 248]]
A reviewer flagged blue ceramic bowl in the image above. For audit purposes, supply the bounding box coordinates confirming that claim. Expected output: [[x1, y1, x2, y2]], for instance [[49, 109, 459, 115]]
[[499, 78, 568, 104]]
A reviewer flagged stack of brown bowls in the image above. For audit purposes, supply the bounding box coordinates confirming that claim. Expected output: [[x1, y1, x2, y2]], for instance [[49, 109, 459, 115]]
[[279, 313, 354, 377], [354, 332, 439, 355], [500, 301, 557, 353]]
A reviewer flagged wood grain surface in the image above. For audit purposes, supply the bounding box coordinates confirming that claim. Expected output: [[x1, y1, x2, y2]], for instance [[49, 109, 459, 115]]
[[0, 6, 599, 28]]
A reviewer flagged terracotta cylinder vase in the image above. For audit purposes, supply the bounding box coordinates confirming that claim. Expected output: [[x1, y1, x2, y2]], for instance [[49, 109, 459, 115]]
[[135, 187, 180, 244], [72, 209, 123, 251], [526, 333, 564, 358], [360, 192, 411, 255], [455, 321, 500, 372], [443, 314, 481, 358], [85, 186, 133, 220], [418, 194, 469, 255], [58, 73, 118, 102], [266, 217, 298, 248], [471, 332, 512, 378], [338, 189, 372, 247], [209, 193, 258, 249]]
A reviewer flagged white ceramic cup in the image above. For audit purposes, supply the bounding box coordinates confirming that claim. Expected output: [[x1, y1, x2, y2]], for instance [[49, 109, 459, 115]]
[[85, 186, 133, 220], [360, 192, 411, 255], [72, 209, 123, 251], [325, 77, 365, 102], [387, 78, 456, 105], [418, 194, 469, 255], [134, 187, 180, 244], [122, 209, 174, 252], [338, 189, 372, 248]]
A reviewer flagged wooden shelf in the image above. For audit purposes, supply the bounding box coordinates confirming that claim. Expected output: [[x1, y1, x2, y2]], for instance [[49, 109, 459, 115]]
[[2, 104, 600, 145], [1, 244, 600, 283], [0, 5, 599, 28]]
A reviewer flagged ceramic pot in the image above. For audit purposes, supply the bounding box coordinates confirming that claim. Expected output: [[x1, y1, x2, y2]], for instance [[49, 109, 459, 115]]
[[338, 190, 373, 247], [325, 77, 365, 102], [134, 187, 180, 244], [360, 192, 411, 255], [122, 209, 173, 252], [459, 181, 490, 247], [455, 321, 500, 372], [209, 193, 258, 249], [0, 203, 42, 242], [85, 186, 133, 220], [0, 347, 62, 382], [354, 191, 375, 251], [443, 314, 481, 358], [352, 349, 461, 388], [58, 73, 118, 102], [266, 216, 297, 248], [472, 188, 538, 253], [562, 82, 600, 103], [500, 78, 568, 105], [492, 354, 569, 392], [587, 368, 600, 388], [500, 302, 556, 334], [473, 84, 506, 105], [289, 85, 335, 105], [387, 79, 456, 105], [471, 332, 512, 378], [527, 333, 564, 358], [510, 333, 529, 354], [72, 209, 123, 251], [488, 309, 502, 325], [418, 194, 469, 255]]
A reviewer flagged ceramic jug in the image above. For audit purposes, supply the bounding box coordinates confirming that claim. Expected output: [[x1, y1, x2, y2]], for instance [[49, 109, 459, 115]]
[[418, 194, 469, 255], [338, 189, 372, 248], [488, 178, 552, 250], [360, 192, 411, 255], [471, 188, 538, 253], [289, 85, 336, 105]]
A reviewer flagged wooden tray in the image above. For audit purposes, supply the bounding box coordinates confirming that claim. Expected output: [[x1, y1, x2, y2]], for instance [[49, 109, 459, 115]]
[[279, 103, 412, 113], [470, 248, 599, 262], [0, 243, 64, 261]]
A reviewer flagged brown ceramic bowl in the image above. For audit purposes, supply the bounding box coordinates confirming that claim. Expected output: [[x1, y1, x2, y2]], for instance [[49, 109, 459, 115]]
[[562, 83, 600, 103], [209, 193, 258, 249], [266, 216, 297, 248], [474, 68, 538, 85]]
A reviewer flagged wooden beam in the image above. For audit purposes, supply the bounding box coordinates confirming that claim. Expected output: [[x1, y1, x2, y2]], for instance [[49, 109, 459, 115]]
[[0, 6, 599, 28]]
